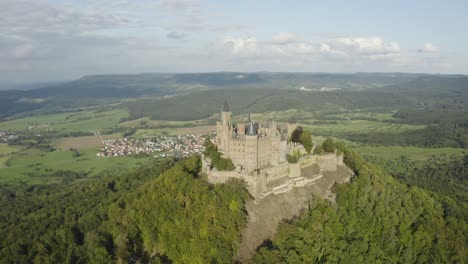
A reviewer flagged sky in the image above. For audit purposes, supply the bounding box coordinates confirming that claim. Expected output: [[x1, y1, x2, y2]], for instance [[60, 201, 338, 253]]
[[1, 0, 468, 85]]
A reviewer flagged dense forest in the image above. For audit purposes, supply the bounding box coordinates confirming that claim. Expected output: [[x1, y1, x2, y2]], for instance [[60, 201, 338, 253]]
[[1, 139, 466, 263], [252, 141, 467, 263], [335, 122, 467, 148], [365, 154, 468, 206], [0, 156, 249, 263]]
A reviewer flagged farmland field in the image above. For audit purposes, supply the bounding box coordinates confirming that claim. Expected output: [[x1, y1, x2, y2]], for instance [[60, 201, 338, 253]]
[[0, 143, 23, 168], [354, 146, 465, 161], [0, 147, 150, 184], [134, 125, 215, 138], [55, 133, 121, 150], [0, 109, 129, 132], [304, 120, 425, 135], [0, 106, 463, 186]]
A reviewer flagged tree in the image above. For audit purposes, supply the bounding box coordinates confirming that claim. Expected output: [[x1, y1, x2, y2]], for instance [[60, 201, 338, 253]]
[[290, 126, 303, 143], [300, 130, 313, 154], [203, 135, 235, 171], [286, 149, 301, 163], [321, 138, 335, 153]]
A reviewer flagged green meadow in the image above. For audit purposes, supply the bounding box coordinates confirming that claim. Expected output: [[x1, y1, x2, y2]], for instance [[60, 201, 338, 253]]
[[0, 148, 150, 185], [0, 109, 129, 132], [305, 119, 425, 135], [0, 107, 462, 185], [354, 146, 465, 161], [0, 143, 24, 168]]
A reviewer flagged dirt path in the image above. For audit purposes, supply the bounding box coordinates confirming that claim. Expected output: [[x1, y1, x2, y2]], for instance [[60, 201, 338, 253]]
[[236, 166, 353, 262]]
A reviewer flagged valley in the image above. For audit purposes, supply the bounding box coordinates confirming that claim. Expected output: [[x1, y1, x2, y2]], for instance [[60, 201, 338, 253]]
[[0, 72, 466, 263]]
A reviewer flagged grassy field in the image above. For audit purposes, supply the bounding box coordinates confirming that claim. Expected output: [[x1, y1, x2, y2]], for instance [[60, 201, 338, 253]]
[[304, 120, 425, 135], [55, 133, 121, 150], [119, 116, 212, 128], [354, 146, 465, 161], [0, 109, 129, 132], [0, 147, 150, 185], [134, 125, 215, 138], [0, 144, 24, 168], [321, 111, 396, 121], [0, 107, 462, 185], [0, 143, 23, 155]]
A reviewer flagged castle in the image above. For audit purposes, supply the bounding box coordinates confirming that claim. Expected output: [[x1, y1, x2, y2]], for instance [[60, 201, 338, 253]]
[[203, 102, 344, 199], [216, 101, 296, 172]]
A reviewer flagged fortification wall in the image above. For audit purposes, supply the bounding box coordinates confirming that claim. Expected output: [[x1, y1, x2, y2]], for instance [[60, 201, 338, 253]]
[[300, 155, 316, 168], [257, 136, 272, 168], [289, 163, 301, 178], [205, 152, 344, 199], [262, 162, 289, 183], [207, 170, 265, 198], [207, 170, 249, 184], [316, 153, 343, 172]]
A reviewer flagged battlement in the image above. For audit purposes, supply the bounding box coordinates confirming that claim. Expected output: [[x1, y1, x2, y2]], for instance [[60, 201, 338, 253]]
[[206, 101, 346, 199], [204, 151, 344, 199]]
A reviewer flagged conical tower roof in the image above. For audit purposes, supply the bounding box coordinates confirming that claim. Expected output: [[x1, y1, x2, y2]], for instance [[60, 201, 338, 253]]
[[223, 100, 230, 112], [247, 121, 255, 135]]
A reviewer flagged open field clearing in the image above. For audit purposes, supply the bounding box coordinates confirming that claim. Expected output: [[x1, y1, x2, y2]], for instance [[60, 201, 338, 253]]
[[322, 111, 396, 121], [0, 148, 150, 184], [0, 143, 23, 155], [240, 109, 315, 122], [134, 125, 215, 138], [305, 120, 425, 135], [0, 143, 24, 168], [0, 109, 128, 132], [119, 116, 212, 128], [354, 146, 465, 161], [55, 133, 121, 150]]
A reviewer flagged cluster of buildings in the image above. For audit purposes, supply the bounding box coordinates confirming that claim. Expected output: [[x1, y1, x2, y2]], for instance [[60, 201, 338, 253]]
[[296, 86, 342, 92], [0, 131, 18, 143], [28, 123, 53, 131], [96, 133, 213, 158], [319, 87, 341, 92], [204, 102, 345, 200]]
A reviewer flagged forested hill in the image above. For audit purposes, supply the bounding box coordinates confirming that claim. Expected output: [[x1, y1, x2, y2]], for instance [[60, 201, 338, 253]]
[[0, 143, 466, 263], [0, 156, 249, 263], [1, 72, 467, 120], [385, 75, 468, 107], [252, 141, 467, 263]]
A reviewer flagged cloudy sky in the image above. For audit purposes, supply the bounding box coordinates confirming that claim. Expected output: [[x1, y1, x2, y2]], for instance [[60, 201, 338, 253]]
[[1, 0, 467, 84]]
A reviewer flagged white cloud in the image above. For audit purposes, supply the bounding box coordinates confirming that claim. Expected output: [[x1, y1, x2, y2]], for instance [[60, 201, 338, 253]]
[[320, 37, 401, 61], [419, 43, 440, 53], [319, 43, 346, 57], [221, 35, 403, 65], [272, 32, 297, 44], [221, 35, 314, 60], [222, 37, 258, 58]]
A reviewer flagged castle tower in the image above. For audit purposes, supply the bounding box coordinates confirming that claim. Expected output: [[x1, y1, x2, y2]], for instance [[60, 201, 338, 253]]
[[221, 100, 231, 125], [217, 101, 231, 154]]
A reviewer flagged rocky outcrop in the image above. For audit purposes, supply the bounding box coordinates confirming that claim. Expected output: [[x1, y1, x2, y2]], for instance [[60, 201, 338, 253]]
[[236, 165, 353, 262]]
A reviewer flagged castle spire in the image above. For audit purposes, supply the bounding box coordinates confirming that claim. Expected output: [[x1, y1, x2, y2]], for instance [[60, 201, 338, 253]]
[[223, 100, 230, 112], [247, 121, 255, 135], [248, 113, 251, 122]]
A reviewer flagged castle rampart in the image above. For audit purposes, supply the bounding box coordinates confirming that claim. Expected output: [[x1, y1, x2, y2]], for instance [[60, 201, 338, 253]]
[[205, 102, 345, 199]]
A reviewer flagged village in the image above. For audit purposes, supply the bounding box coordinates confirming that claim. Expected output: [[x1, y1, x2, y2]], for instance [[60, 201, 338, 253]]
[[96, 133, 215, 158], [0, 131, 19, 143]]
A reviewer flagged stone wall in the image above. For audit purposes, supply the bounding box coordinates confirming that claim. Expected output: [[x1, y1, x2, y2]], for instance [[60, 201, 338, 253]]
[[288, 163, 301, 178], [262, 162, 289, 182], [316, 152, 343, 172], [205, 152, 344, 199]]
